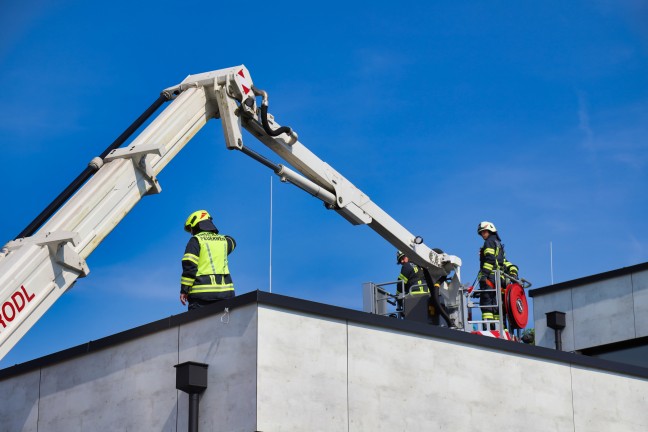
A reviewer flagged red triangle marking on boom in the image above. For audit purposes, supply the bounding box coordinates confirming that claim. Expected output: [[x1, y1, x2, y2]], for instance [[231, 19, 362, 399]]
[[238, 69, 245, 78], [242, 84, 250, 95]]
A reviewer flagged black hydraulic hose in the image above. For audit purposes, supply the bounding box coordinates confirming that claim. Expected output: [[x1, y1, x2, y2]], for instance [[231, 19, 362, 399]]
[[260, 103, 293, 137], [423, 268, 454, 327], [97, 94, 171, 159], [16, 94, 171, 239], [236, 145, 281, 173]]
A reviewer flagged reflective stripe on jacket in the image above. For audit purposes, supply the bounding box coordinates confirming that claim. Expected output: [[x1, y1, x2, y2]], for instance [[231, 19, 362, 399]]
[[479, 237, 504, 281], [181, 231, 236, 299], [398, 262, 429, 295]]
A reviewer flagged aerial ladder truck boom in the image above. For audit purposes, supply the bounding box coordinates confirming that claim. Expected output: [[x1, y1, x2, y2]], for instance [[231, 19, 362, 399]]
[[0, 65, 462, 361]]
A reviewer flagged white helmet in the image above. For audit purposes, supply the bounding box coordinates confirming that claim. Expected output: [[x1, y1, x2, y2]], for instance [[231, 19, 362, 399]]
[[477, 221, 497, 234]]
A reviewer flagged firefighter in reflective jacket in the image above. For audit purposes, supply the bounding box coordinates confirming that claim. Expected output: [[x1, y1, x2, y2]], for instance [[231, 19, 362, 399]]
[[396, 251, 429, 296], [180, 210, 236, 310], [477, 221, 518, 327]]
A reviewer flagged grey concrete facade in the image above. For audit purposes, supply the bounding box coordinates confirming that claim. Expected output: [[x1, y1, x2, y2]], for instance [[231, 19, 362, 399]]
[[532, 266, 648, 352], [2, 292, 648, 431]]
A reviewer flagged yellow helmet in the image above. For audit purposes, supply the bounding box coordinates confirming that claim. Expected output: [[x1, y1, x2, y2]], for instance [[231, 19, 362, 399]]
[[477, 221, 497, 235], [184, 210, 212, 232]]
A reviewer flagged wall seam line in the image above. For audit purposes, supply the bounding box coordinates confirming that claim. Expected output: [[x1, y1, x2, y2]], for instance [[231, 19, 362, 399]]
[[570, 365, 576, 432], [346, 320, 350, 432], [176, 321, 180, 432], [630, 273, 637, 339], [256, 302, 260, 431], [36, 367, 42, 432]]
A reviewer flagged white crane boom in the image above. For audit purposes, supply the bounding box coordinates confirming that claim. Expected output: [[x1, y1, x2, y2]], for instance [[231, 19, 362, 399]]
[[0, 65, 461, 361]]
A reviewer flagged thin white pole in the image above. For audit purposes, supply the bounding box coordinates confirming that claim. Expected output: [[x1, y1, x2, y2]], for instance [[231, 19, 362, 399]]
[[269, 176, 273, 293], [550, 241, 554, 285]]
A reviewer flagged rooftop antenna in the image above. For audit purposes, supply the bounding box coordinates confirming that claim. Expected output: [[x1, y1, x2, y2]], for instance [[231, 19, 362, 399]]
[[550, 241, 554, 285], [269, 176, 273, 293]]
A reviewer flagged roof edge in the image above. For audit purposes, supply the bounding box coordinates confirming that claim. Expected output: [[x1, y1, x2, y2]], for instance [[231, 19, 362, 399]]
[[2, 290, 648, 381], [529, 261, 648, 298]]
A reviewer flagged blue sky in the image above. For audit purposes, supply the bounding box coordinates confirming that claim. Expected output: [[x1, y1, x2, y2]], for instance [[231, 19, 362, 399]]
[[1, 1, 647, 367]]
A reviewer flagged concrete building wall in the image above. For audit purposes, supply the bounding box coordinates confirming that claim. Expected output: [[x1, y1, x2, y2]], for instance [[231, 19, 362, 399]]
[[2, 293, 648, 431], [251, 305, 648, 432], [632, 270, 648, 338], [0, 303, 259, 432], [178, 303, 258, 432], [533, 268, 648, 351], [257, 306, 348, 432], [0, 368, 40, 432], [571, 366, 648, 431], [572, 276, 635, 349], [0, 327, 180, 431], [534, 289, 576, 352], [346, 324, 575, 431], [37, 328, 179, 431]]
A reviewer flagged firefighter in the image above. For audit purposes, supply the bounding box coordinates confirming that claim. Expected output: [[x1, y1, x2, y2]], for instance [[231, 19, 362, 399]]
[[397, 250, 451, 325], [180, 210, 236, 310], [396, 251, 429, 298], [477, 221, 518, 329]]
